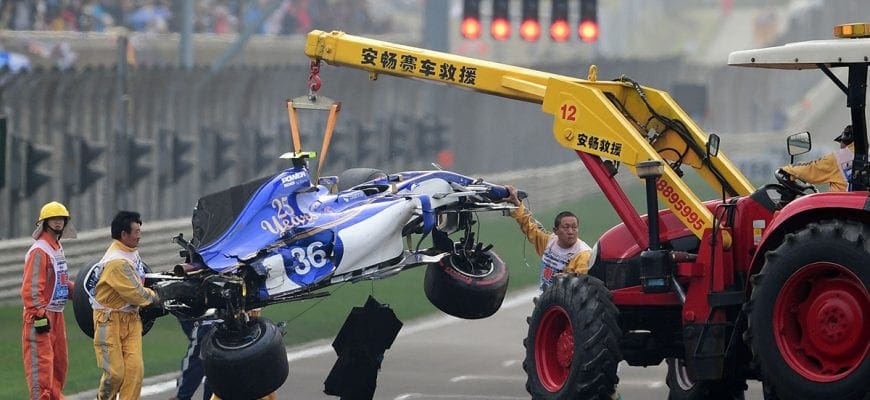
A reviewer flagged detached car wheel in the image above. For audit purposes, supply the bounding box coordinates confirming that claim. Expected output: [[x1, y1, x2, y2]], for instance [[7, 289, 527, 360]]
[[523, 274, 621, 400], [203, 316, 289, 400], [72, 259, 160, 338], [424, 249, 508, 319], [746, 220, 870, 400]]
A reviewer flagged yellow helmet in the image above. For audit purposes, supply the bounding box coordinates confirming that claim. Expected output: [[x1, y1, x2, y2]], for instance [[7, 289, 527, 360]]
[[33, 201, 77, 240], [36, 201, 70, 224]]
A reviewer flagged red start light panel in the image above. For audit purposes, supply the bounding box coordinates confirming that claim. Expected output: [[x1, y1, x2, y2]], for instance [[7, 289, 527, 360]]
[[461, 17, 482, 39], [491, 17, 511, 40], [550, 20, 570, 41], [578, 20, 599, 42], [520, 19, 541, 41]]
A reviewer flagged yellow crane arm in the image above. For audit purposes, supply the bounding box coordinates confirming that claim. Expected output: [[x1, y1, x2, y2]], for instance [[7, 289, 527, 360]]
[[304, 30, 754, 240]]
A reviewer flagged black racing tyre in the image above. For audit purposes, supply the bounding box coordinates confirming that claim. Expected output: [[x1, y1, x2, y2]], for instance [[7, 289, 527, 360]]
[[423, 249, 508, 319], [72, 259, 158, 338], [202, 316, 289, 400], [523, 274, 621, 400], [745, 219, 870, 400], [72, 258, 100, 338], [337, 168, 387, 191], [665, 358, 746, 400]]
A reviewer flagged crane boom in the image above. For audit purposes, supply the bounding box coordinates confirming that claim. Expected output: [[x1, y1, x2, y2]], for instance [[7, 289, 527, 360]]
[[304, 30, 755, 241]]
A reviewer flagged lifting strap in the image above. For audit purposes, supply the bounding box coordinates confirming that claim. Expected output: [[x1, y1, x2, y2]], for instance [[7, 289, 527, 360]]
[[285, 60, 342, 182]]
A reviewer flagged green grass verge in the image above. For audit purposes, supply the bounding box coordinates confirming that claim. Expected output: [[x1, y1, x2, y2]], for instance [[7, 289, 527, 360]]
[[1, 172, 728, 398]]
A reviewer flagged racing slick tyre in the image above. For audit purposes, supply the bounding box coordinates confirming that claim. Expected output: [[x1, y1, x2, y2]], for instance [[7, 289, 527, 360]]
[[337, 168, 387, 191], [72, 259, 159, 338], [424, 249, 508, 319], [745, 219, 870, 400], [523, 274, 621, 400], [202, 316, 289, 400], [665, 358, 746, 400]]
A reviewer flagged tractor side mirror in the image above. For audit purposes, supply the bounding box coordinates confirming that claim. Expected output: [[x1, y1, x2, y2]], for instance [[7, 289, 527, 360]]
[[706, 134, 720, 158], [787, 131, 811, 156]]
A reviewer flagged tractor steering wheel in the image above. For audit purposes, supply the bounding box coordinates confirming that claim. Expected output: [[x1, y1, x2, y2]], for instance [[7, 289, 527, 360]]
[[775, 168, 818, 196]]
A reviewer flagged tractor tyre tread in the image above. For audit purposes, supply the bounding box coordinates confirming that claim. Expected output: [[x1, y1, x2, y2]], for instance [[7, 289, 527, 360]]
[[523, 274, 622, 400], [746, 219, 870, 400]]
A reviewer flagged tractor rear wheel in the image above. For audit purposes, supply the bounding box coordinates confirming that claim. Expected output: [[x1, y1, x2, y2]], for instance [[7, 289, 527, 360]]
[[665, 358, 746, 400], [523, 274, 621, 400], [746, 219, 870, 400]]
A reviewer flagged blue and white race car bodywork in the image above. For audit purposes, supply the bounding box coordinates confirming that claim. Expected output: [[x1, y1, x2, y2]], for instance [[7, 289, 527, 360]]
[[171, 159, 515, 311], [72, 155, 518, 399]]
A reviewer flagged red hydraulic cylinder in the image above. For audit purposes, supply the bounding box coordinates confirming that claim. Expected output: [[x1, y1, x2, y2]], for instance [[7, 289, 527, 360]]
[[576, 150, 650, 249]]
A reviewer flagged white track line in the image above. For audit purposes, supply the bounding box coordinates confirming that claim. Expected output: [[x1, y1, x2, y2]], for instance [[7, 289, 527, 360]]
[[449, 375, 526, 383]]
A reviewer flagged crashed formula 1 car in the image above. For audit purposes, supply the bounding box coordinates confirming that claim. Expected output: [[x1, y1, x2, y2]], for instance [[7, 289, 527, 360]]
[[73, 149, 517, 399]]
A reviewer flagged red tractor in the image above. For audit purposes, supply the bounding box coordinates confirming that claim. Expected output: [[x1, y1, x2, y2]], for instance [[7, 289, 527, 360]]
[[302, 24, 869, 400]]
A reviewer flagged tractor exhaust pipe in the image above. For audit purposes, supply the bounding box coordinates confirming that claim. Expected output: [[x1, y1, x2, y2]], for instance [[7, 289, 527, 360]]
[[637, 161, 677, 296], [637, 161, 664, 250]]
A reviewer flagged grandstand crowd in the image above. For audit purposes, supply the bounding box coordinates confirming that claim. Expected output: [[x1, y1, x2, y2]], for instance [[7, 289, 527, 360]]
[[0, 0, 393, 35]]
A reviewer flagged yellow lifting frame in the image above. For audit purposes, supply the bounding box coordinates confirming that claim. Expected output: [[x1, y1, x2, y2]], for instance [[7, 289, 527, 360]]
[[304, 30, 754, 240]]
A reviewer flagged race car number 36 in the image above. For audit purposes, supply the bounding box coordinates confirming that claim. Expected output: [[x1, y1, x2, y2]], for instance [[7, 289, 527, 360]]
[[290, 241, 328, 275]]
